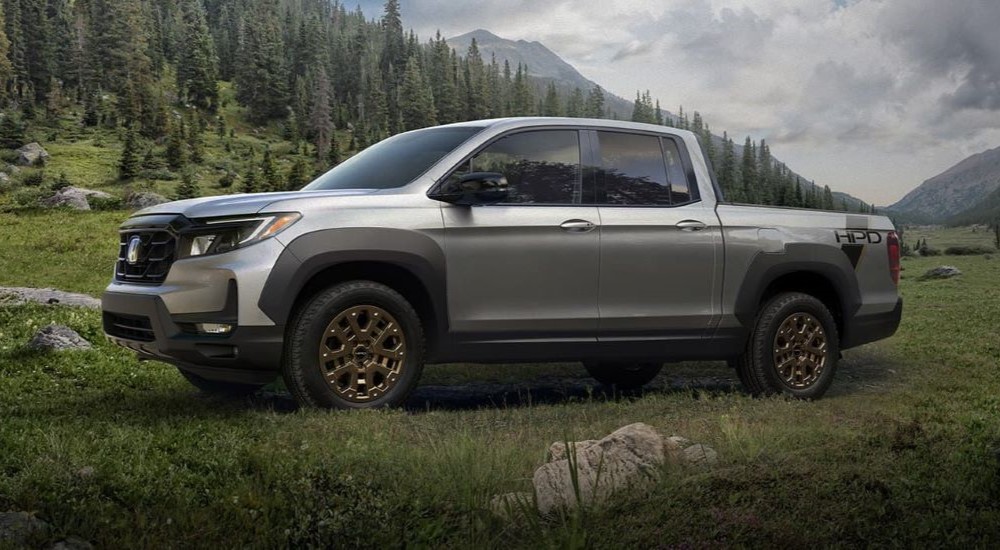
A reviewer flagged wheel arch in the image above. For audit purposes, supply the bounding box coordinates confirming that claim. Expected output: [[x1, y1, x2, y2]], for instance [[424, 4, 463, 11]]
[[258, 228, 448, 353], [733, 244, 862, 343]]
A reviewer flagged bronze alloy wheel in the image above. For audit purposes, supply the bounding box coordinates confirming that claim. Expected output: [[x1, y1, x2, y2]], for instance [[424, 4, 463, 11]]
[[319, 304, 407, 403], [772, 312, 828, 389]]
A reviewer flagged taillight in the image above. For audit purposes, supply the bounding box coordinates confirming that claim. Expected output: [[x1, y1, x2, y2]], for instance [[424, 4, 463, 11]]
[[887, 231, 901, 285]]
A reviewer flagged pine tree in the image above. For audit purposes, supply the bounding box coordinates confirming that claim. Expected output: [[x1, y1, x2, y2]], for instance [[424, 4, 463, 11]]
[[512, 63, 534, 115], [328, 129, 341, 166], [822, 185, 835, 210], [175, 169, 200, 199], [286, 158, 310, 190], [718, 133, 737, 201], [166, 117, 187, 171], [0, 112, 24, 148], [242, 156, 259, 193], [309, 66, 333, 164], [188, 117, 205, 164], [235, 12, 289, 124], [464, 38, 487, 119], [118, 127, 141, 180], [543, 82, 560, 116], [585, 85, 604, 118], [741, 136, 758, 204], [260, 146, 279, 191], [177, 0, 219, 112], [399, 54, 436, 131], [0, 2, 12, 104], [566, 87, 584, 118]]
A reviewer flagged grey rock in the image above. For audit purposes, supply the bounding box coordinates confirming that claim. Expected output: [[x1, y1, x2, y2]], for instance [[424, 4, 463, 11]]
[[125, 191, 169, 210], [0, 172, 9, 183], [681, 444, 719, 466], [547, 439, 598, 462], [0, 512, 49, 546], [533, 423, 665, 515], [0, 287, 100, 309], [3, 164, 20, 175], [920, 265, 962, 280], [28, 324, 92, 351], [41, 186, 112, 210], [16, 142, 50, 166]]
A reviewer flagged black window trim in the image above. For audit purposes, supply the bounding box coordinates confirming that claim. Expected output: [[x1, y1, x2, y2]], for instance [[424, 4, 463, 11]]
[[591, 129, 703, 209], [429, 126, 593, 207]]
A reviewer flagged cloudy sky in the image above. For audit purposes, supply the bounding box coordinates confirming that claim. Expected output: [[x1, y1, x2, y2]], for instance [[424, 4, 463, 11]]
[[356, 0, 1000, 205]]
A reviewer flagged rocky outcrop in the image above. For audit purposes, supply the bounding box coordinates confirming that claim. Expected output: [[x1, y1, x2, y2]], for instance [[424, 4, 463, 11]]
[[41, 186, 112, 210], [526, 423, 719, 516], [0, 512, 92, 549], [28, 325, 93, 352], [920, 265, 962, 280], [0, 287, 101, 309], [16, 142, 50, 166]]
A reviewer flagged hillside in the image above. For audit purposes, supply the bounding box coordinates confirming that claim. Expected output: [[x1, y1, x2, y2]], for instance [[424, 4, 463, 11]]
[[446, 29, 636, 118], [888, 145, 1000, 223], [948, 183, 1000, 225]]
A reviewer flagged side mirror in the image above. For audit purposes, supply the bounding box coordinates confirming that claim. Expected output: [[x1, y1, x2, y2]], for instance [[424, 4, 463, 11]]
[[430, 172, 509, 205]]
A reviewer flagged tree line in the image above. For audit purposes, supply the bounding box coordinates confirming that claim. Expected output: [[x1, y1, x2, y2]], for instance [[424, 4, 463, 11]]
[[0, 0, 874, 211]]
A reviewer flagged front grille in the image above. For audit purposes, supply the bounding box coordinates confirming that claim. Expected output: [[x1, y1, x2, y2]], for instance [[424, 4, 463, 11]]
[[104, 312, 156, 342], [115, 230, 177, 284]]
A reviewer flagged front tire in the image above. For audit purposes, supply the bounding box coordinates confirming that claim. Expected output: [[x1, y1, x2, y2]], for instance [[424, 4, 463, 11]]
[[583, 361, 663, 390], [734, 292, 839, 399], [283, 281, 425, 409]]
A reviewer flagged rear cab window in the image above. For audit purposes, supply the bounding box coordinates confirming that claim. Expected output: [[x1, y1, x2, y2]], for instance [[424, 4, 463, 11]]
[[596, 131, 698, 206]]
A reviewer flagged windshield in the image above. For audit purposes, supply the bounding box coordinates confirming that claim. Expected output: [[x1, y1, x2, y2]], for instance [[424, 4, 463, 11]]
[[303, 126, 486, 191]]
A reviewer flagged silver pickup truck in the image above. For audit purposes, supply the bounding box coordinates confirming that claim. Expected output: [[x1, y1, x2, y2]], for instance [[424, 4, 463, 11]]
[[102, 117, 902, 408]]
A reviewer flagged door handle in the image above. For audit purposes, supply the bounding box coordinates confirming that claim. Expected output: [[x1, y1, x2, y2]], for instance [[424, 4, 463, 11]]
[[676, 219, 707, 231], [560, 219, 597, 232]]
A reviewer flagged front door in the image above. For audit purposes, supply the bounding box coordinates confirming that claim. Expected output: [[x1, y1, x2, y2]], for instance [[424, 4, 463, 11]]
[[440, 129, 600, 339]]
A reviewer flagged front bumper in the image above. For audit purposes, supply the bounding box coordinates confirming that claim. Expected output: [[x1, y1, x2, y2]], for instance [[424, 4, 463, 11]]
[[102, 289, 284, 384]]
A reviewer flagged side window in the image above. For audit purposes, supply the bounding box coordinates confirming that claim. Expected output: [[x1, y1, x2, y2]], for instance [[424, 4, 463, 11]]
[[598, 131, 696, 206], [448, 130, 582, 204]]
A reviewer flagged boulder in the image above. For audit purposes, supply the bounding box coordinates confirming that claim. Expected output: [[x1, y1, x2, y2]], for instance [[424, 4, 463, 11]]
[[0, 287, 101, 309], [3, 164, 20, 175], [919, 265, 962, 280], [41, 186, 112, 210], [681, 443, 719, 466], [49, 537, 94, 550], [533, 423, 665, 515], [16, 142, 50, 166], [0, 512, 49, 546], [28, 324, 92, 352], [125, 191, 169, 210]]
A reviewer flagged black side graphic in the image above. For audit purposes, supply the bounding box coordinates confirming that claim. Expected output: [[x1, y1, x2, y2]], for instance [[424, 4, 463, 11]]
[[841, 244, 864, 269]]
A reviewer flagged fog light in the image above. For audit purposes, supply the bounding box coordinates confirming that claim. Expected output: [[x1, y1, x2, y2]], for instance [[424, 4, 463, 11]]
[[196, 323, 233, 335]]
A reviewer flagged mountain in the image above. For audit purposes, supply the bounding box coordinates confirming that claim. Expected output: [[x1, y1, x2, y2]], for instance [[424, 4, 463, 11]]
[[446, 29, 868, 211], [888, 146, 1000, 223], [948, 184, 1000, 226], [446, 29, 635, 118]]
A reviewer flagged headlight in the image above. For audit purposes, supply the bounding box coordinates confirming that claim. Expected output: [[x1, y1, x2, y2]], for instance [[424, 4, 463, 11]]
[[181, 213, 301, 258]]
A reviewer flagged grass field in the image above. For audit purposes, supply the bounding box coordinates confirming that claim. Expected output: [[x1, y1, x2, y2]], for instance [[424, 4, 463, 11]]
[[2, 215, 1000, 547]]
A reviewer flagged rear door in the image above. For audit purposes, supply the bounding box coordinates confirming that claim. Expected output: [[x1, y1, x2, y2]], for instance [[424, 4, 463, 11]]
[[593, 130, 722, 339], [440, 129, 601, 338]]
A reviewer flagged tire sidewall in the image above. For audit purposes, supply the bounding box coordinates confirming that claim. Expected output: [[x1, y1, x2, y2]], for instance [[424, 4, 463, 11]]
[[756, 294, 840, 399], [287, 283, 424, 409]]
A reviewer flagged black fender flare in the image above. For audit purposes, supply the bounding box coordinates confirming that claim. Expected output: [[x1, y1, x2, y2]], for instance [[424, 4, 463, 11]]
[[258, 228, 448, 332], [732, 243, 862, 330]]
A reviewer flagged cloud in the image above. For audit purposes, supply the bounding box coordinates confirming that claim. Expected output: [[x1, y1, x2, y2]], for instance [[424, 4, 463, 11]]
[[350, 0, 1000, 205]]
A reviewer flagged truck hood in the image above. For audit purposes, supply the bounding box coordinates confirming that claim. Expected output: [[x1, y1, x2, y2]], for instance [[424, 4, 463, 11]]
[[132, 189, 378, 219]]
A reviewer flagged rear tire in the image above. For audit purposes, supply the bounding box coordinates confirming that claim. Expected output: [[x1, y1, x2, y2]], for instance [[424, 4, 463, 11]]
[[283, 281, 425, 409], [734, 292, 839, 399], [178, 369, 264, 397], [583, 361, 663, 390]]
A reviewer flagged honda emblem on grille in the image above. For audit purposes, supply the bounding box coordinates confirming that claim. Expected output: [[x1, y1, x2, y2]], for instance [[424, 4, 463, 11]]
[[127, 236, 142, 264]]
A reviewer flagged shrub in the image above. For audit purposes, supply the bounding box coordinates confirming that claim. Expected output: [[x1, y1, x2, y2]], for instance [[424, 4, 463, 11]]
[[918, 247, 942, 257], [88, 194, 124, 211], [10, 187, 48, 209], [18, 170, 46, 187], [140, 168, 178, 181], [944, 246, 993, 256]]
